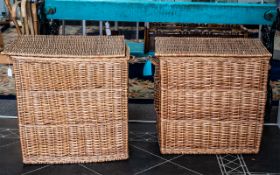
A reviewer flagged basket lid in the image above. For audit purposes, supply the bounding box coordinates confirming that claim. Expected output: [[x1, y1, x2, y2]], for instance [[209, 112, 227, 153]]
[[155, 37, 271, 57], [3, 35, 126, 58]]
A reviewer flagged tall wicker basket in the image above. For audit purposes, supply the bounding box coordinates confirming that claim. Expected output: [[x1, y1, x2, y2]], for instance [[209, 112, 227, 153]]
[[154, 37, 271, 154], [3, 35, 129, 164]]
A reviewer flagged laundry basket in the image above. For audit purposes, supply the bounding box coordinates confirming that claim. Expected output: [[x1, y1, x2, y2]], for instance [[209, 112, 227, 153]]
[[154, 37, 271, 154], [3, 35, 129, 164]]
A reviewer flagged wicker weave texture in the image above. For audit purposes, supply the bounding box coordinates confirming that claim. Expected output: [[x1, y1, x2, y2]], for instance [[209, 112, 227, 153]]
[[158, 57, 269, 90], [5, 35, 129, 164], [20, 121, 128, 164], [3, 35, 126, 58], [158, 89, 266, 121], [16, 90, 127, 125], [13, 57, 128, 91], [155, 37, 271, 57], [158, 119, 263, 154], [155, 37, 271, 154]]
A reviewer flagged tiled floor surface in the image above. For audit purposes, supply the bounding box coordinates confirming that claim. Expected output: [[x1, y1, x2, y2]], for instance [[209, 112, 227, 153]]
[[0, 118, 280, 175]]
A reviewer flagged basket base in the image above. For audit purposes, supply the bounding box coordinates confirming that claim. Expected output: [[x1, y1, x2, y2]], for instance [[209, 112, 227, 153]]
[[159, 148, 259, 155], [22, 153, 129, 164]]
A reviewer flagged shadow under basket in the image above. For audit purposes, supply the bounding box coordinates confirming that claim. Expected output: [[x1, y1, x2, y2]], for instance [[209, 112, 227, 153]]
[[3, 35, 129, 164]]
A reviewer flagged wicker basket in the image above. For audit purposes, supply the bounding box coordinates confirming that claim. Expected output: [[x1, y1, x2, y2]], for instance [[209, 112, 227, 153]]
[[3, 35, 129, 164], [145, 23, 251, 52], [154, 37, 271, 154]]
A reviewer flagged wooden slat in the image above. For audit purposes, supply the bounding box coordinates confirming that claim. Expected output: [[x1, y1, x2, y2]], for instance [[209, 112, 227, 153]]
[[0, 54, 11, 65]]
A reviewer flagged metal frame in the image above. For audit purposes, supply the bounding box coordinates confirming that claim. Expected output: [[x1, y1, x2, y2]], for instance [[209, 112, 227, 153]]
[[45, 1, 276, 25]]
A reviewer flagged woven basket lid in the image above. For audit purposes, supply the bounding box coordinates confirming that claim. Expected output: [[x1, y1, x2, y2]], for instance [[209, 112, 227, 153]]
[[3, 35, 126, 58], [155, 37, 271, 57]]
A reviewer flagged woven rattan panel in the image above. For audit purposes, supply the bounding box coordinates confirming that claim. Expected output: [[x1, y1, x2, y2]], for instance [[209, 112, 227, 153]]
[[155, 37, 271, 57], [4, 35, 129, 164], [3, 35, 125, 58], [155, 37, 271, 154]]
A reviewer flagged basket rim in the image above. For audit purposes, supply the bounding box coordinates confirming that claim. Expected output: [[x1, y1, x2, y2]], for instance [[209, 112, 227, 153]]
[[2, 35, 127, 58], [155, 37, 272, 57]]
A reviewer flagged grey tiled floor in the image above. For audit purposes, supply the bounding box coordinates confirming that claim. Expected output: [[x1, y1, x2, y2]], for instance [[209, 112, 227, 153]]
[[0, 118, 280, 175]]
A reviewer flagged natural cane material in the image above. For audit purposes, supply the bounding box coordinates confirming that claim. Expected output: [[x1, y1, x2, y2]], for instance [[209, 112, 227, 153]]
[[154, 37, 271, 154], [3, 35, 129, 164]]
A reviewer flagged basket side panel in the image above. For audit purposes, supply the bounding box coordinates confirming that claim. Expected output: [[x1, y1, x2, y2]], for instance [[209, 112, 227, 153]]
[[159, 57, 269, 91], [159, 119, 262, 154], [160, 90, 266, 121], [13, 57, 128, 91], [20, 121, 128, 164], [13, 55, 129, 163], [16, 90, 127, 125]]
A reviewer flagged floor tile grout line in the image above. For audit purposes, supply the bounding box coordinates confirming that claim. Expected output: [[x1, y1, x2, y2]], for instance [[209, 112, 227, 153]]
[[145, 132, 157, 138], [235, 155, 245, 173], [222, 155, 245, 175], [168, 160, 204, 175], [133, 144, 203, 175], [131, 144, 203, 175], [216, 155, 221, 174], [216, 154, 252, 175], [222, 158, 232, 175], [221, 157, 241, 167], [79, 164, 103, 175], [134, 155, 187, 175], [226, 164, 245, 174], [134, 160, 170, 175], [3, 132, 19, 138], [167, 154, 204, 175], [237, 155, 250, 175], [21, 165, 51, 175], [6, 129, 19, 137], [129, 132, 157, 140], [221, 156, 238, 162], [239, 155, 251, 174], [129, 132, 157, 141], [0, 141, 19, 149], [223, 164, 243, 171], [216, 155, 227, 175], [218, 154, 237, 175], [130, 144, 168, 161], [130, 145, 184, 164]]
